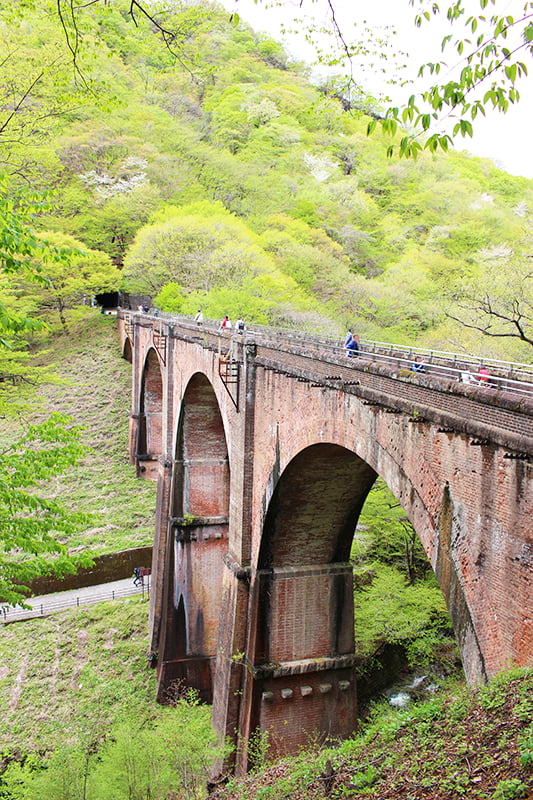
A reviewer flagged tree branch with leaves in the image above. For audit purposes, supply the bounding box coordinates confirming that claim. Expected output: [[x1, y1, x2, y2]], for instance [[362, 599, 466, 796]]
[[372, 0, 533, 156], [0, 180, 93, 605], [0, 414, 93, 606]]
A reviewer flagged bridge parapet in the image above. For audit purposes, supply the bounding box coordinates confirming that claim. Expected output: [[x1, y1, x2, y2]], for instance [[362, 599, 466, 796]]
[[119, 311, 533, 457]]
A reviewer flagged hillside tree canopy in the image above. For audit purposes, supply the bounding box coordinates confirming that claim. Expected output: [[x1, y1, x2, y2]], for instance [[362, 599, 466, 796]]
[[44, 0, 533, 157]]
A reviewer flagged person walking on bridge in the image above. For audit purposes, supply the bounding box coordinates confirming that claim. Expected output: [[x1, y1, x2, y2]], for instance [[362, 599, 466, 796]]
[[477, 365, 491, 385], [345, 330, 359, 357], [219, 315, 232, 332]]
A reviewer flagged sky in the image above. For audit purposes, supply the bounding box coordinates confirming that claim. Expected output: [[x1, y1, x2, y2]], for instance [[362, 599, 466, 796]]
[[219, 0, 533, 178]]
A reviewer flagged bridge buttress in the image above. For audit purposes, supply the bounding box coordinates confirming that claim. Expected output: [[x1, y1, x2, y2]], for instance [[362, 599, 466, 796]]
[[211, 344, 258, 773], [149, 332, 176, 658]]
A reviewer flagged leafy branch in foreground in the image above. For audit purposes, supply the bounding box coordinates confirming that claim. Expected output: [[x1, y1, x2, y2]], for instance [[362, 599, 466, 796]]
[[0, 413, 93, 606], [0, 176, 87, 335], [277, 0, 533, 157], [375, 0, 533, 156]]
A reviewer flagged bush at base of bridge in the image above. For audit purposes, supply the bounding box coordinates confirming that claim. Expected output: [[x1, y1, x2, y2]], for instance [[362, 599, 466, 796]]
[[353, 562, 456, 672], [352, 479, 458, 678], [2, 690, 227, 800]]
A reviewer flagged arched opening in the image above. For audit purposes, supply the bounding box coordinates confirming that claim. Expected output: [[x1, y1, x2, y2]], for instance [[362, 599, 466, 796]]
[[352, 477, 460, 704], [249, 442, 459, 758], [256, 443, 377, 667], [122, 336, 132, 364], [259, 443, 377, 569], [248, 444, 376, 756], [137, 348, 163, 479], [157, 373, 230, 703]]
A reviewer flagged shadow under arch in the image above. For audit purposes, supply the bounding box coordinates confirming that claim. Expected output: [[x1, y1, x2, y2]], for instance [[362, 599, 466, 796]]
[[137, 347, 163, 479], [258, 442, 378, 570], [157, 372, 230, 703], [122, 336, 132, 364], [244, 443, 377, 760]]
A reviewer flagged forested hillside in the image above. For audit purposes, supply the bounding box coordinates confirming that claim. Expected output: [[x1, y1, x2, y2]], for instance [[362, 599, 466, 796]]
[[1, 4, 532, 797], [2, 0, 532, 360]]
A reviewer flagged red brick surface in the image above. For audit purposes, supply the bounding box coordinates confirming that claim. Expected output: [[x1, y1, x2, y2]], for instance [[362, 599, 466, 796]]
[[119, 315, 533, 772]]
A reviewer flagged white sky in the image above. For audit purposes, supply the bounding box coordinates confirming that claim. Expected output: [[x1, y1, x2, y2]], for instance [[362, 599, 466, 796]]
[[219, 0, 533, 178]]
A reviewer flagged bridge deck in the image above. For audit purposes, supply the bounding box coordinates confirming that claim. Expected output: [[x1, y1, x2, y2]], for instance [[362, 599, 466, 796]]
[[124, 310, 533, 456]]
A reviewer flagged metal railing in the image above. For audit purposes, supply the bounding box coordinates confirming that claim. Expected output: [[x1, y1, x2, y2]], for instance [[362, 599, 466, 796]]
[[1, 580, 149, 624], [122, 310, 533, 398]]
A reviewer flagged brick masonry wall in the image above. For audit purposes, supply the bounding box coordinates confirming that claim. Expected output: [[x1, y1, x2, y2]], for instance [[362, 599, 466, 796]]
[[28, 546, 153, 594], [120, 315, 533, 771]]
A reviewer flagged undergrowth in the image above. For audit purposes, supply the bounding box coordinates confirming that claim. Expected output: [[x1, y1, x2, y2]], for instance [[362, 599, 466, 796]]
[[214, 668, 533, 800]]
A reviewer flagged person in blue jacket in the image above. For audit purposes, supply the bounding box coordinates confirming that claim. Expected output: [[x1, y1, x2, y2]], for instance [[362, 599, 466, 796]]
[[345, 331, 359, 357]]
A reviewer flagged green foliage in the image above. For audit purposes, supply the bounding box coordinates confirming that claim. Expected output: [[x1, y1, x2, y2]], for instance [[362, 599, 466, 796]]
[[20, 312, 157, 554], [353, 562, 453, 665], [0, 16, 91, 176], [0, 413, 92, 605], [154, 282, 186, 312], [122, 207, 273, 295], [57, 184, 163, 268], [349, 763, 380, 789], [354, 478, 432, 582], [90, 697, 224, 800], [492, 778, 528, 800], [1, 672, 226, 800], [446, 253, 533, 355], [361, 1, 533, 157], [0, 178, 57, 339], [2, 1, 532, 357], [518, 725, 533, 768], [352, 481, 456, 669], [19, 231, 121, 330]]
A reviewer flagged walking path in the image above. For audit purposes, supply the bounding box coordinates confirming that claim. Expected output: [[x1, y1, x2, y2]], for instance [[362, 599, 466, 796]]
[[1, 577, 150, 624]]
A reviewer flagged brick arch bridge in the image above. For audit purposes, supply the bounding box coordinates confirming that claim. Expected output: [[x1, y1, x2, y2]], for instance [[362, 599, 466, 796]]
[[119, 312, 532, 774]]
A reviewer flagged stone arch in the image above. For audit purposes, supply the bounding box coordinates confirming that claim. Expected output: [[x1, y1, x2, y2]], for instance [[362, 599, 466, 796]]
[[247, 437, 486, 756], [157, 373, 230, 702], [248, 443, 377, 756], [122, 336, 132, 363], [257, 424, 486, 680], [137, 347, 163, 478], [258, 443, 377, 570]]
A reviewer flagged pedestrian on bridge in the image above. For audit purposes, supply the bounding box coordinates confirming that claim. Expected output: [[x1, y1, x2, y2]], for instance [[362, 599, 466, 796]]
[[411, 356, 427, 373], [345, 331, 359, 357], [195, 310, 204, 325], [477, 365, 491, 384], [219, 315, 232, 331]]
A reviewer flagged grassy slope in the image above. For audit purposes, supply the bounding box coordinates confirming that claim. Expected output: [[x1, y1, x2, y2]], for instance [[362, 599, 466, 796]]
[[0, 315, 171, 755], [1, 597, 157, 754], [30, 310, 156, 554]]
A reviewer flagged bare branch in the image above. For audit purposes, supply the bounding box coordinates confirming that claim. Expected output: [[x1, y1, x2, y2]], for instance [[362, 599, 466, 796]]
[[0, 72, 45, 137]]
